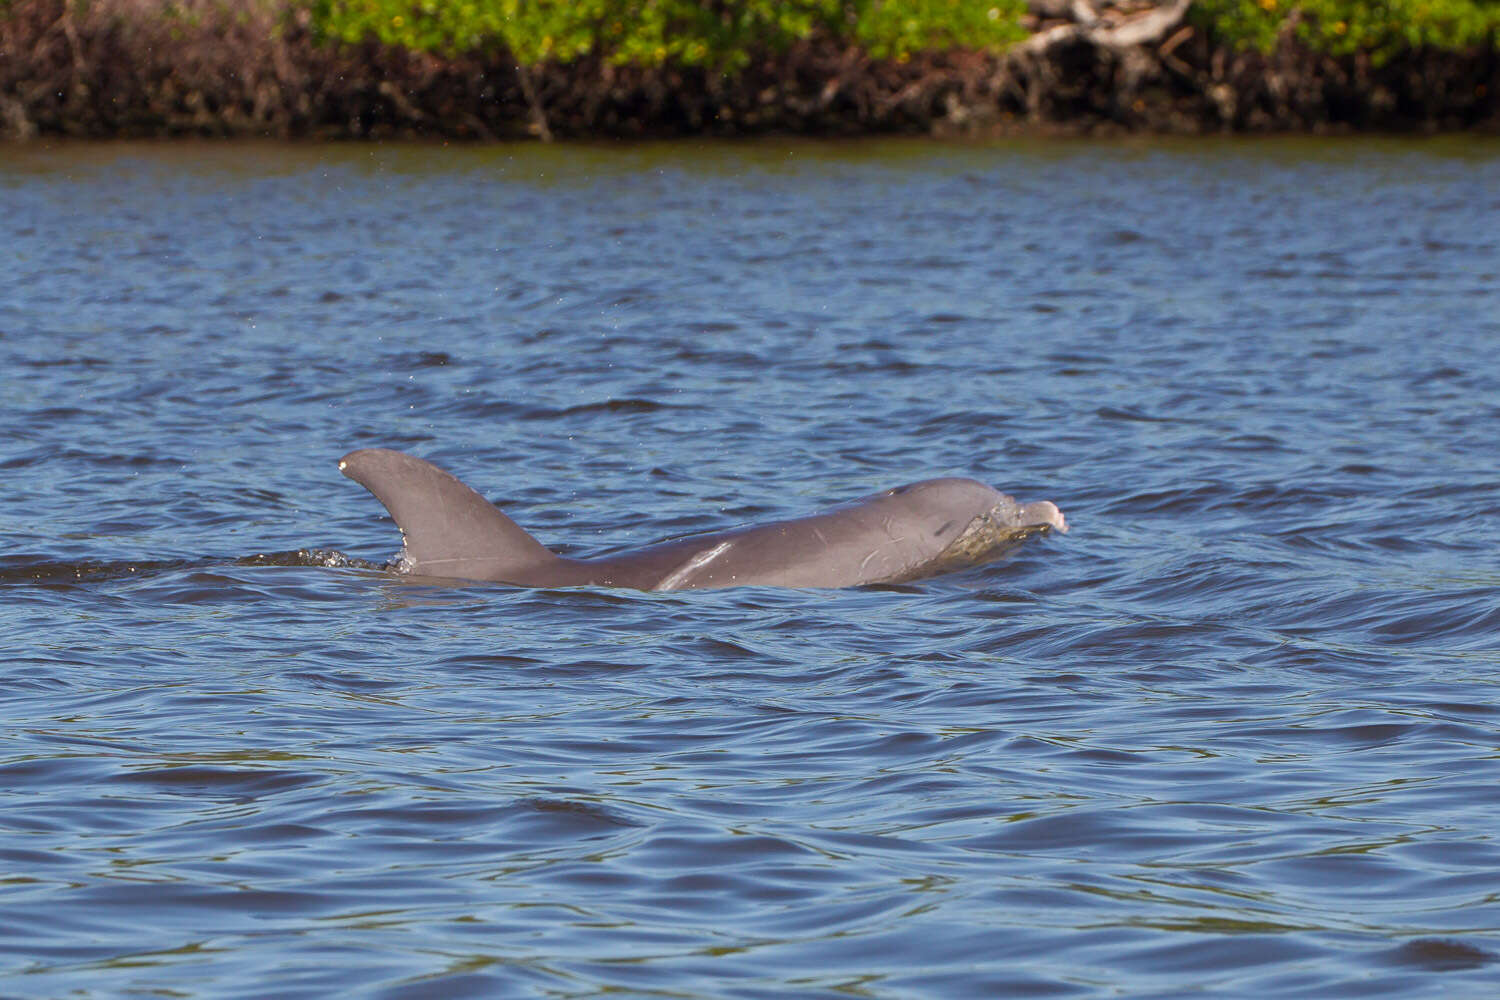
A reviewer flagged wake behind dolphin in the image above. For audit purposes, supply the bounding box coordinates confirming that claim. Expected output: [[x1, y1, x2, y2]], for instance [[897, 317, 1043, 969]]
[[340, 449, 1066, 591]]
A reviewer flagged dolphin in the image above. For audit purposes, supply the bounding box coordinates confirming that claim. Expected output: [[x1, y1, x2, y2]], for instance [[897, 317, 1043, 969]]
[[339, 448, 1066, 591]]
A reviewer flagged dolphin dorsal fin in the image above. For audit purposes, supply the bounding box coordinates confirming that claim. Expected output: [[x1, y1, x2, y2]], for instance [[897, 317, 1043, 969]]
[[339, 449, 557, 579]]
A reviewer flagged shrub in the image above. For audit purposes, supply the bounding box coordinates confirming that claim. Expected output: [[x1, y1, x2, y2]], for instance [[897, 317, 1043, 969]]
[[304, 0, 1029, 70], [1193, 0, 1500, 64]]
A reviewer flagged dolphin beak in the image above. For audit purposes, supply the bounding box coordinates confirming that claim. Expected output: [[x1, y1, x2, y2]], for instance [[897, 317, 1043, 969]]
[[1024, 500, 1068, 534]]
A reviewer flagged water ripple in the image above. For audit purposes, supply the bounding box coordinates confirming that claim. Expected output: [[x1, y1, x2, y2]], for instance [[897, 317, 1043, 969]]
[[2, 138, 1499, 999]]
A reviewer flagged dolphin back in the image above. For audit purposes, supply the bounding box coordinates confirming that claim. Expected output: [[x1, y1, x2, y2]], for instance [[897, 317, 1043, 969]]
[[339, 449, 560, 582]]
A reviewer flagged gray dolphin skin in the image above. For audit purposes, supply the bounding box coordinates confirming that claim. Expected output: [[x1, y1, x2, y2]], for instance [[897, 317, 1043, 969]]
[[339, 448, 1067, 591]]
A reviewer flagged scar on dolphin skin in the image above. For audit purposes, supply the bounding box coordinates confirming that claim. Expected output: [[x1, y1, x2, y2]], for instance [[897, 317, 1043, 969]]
[[339, 448, 1066, 591], [656, 540, 735, 591]]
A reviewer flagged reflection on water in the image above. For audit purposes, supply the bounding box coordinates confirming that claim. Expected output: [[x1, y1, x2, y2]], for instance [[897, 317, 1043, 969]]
[[2, 137, 1499, 998]]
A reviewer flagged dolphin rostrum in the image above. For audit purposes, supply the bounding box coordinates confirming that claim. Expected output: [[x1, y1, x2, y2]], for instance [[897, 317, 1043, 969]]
[[339, 448, 1066, 591]]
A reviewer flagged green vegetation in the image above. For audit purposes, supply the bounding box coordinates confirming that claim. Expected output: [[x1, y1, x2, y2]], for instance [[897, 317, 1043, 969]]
[[305, 0, 1031, 70], [302, 0, 1500, 75], [1193, 0, 1500, 64]]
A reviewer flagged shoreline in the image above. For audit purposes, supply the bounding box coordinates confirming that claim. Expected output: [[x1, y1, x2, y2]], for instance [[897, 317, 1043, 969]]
[[3, 0, 1497, 141]]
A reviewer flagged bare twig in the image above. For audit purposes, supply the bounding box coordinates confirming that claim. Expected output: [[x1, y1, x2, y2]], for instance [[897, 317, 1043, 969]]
[[515, 61, 552, 141]]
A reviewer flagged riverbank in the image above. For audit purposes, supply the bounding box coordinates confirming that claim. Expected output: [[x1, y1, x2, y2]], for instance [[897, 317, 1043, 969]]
[[2, 0, 1497, 140]]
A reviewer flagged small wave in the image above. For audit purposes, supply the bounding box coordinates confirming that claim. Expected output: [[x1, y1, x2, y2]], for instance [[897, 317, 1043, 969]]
[[19, 356, 111, 369], [1095, 405, 1188, 424], [233, 549, 388, 571], [546, 398, 676, 418], [1380, 938, 1493, 971], [0, 550, 387, 587], [0, 555, 197, 586], [475, 398, 684, 421], [387, 350, 454, 368], [107, 764, 324, 801], [0, 447, 183, 471]]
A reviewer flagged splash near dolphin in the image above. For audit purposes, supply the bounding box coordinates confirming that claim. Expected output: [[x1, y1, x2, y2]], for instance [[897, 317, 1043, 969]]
[[340, 449, 1066, 591]]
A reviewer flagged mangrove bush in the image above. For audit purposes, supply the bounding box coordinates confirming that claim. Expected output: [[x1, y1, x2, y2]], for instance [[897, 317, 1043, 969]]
[[1193, 0, 1500, 64], [305, 0, 1031, 69]]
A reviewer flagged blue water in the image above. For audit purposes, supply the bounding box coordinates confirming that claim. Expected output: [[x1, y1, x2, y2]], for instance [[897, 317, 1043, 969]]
[[2, 137, 1499, 998]]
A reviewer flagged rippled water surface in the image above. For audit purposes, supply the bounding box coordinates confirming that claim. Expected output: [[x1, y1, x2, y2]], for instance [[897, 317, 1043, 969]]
[[3, 137, 1499, 998]]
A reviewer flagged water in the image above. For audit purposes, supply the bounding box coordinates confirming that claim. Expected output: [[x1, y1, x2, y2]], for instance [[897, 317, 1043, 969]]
[[2, 136, 1499, 998]]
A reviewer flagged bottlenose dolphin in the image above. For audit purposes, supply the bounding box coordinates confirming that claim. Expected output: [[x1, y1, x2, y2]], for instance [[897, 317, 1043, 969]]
[[340, 448, 1066, 590]]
